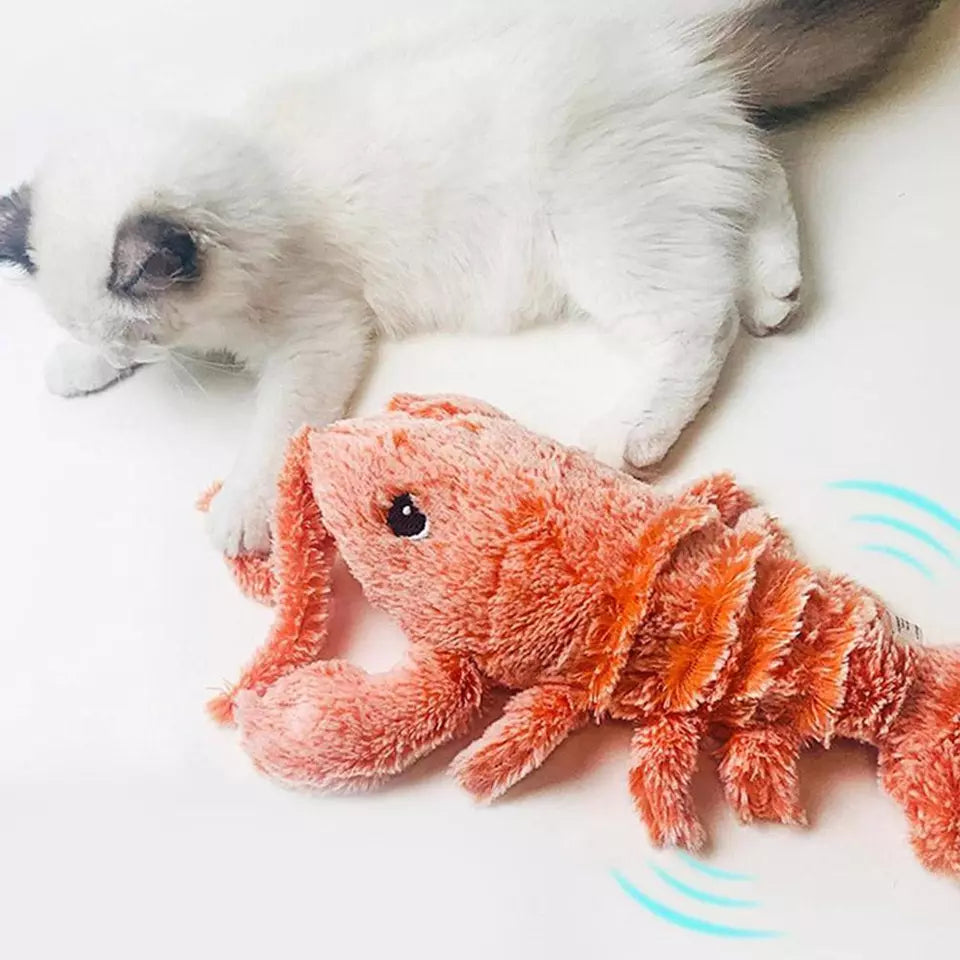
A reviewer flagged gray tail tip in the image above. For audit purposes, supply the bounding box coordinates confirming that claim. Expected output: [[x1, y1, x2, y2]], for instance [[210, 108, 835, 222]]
[[710, 0, 946, 126]]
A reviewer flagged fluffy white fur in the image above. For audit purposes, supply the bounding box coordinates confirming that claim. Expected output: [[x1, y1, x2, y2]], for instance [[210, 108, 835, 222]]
[[22, 10, 801, 554]]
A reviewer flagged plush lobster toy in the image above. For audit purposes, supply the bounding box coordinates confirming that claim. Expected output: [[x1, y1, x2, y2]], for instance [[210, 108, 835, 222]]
[[205, 394, 960, 875]]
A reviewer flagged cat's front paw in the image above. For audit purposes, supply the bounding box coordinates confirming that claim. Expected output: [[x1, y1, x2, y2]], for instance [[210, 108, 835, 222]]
[[622, 423, 678, 471], [580, 416, 677, 473], [44, 341, 135, 397], [580, 417, 633, 470], [206, 475, 273, 557]]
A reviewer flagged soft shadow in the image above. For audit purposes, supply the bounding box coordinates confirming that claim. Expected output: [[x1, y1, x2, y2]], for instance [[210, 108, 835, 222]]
[[795, 740, 878, 827], [373, 691, 514, 795], [322, 559, 375, 662], [505, 722, 633, 803]]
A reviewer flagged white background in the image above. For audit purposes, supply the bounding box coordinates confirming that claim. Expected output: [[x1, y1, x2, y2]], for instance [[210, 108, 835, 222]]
[[1, 2, 958, 957]]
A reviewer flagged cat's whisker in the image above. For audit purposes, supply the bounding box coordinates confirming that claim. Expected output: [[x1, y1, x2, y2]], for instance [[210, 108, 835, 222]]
[[170, 349, 244, 374], [168, 353, 208, 397], [164, 358, 187, 400]]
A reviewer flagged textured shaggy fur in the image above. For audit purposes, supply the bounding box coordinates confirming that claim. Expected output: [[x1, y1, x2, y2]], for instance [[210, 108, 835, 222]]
[[207, 394, 960, 876], [1, 1, 942, 556]]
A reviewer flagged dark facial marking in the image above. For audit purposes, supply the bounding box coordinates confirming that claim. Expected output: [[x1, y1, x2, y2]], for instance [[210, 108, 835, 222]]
[[108, 214, 200, 298], [0, 184, 34, 273]]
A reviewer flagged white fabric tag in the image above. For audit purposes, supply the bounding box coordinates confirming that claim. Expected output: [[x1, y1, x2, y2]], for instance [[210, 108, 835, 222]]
[[891, 613, 924, 646]]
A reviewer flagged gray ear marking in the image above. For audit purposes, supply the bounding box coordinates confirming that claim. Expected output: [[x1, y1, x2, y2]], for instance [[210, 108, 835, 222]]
[[108, 214, 201, 298], [0, 184, 34, 273]]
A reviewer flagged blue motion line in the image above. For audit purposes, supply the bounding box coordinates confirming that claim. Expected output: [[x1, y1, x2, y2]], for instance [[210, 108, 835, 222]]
[[676, 851, 752, 882], [851, 514, 957, 564], [648, 862, 757, 908], [830, 481, 960, 533], [861, 544, 934, 580], [611, 871, 780, 940]]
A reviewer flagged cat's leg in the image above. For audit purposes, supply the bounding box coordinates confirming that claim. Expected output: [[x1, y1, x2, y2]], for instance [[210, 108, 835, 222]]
[[44, 340, 137, 397], [740, 155, 802, 337], [451, 684, 588, 801], [553, 175, 748, 470], [550, 104, 764, 470], [583, 302, 739, 471], [206, 300, 372, 556]]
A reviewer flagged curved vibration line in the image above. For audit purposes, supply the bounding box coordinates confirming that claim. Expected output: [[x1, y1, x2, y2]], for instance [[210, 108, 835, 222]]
[[861, 544, 934, 580], [611, 871, 780, 940], [675, 851, 752, 882], [851, 514, 957, 564], [648, 862, 758, 909], [831, 481, 960, 533]]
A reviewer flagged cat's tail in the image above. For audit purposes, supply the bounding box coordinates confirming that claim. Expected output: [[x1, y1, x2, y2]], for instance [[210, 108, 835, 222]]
[[877, 645, 960, 875], [706, 0, 944, 126]]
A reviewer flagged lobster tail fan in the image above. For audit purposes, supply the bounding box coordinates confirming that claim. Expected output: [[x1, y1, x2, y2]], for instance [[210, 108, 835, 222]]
[[879, 646, 960, 874], [207, 428, 335, 726]]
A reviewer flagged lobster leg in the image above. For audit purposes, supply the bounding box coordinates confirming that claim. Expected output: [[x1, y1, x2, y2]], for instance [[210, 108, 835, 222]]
[[682, 473, 757, 527], [629, 714, 706, 850], [717, 727, 807, 825], [452, 684, 588, 802]]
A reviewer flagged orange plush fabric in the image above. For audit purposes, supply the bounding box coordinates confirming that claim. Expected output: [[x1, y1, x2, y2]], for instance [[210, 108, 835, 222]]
[[207, 394, 960, 875]]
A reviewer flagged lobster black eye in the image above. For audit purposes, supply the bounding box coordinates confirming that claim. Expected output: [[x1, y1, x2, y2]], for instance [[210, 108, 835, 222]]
[[386, 493, 429, 539]]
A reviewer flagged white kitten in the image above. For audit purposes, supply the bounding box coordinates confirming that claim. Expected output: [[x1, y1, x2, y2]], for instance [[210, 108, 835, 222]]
[[0, 0, 938, 555]]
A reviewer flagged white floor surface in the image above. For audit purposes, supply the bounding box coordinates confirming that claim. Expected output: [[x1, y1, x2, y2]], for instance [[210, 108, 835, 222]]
[[1, 2, 959, 957]]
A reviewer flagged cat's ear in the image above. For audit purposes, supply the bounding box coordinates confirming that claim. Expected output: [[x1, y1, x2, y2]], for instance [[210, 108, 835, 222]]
[[108, 213, 201, 297], [0, 184, 34, 273]]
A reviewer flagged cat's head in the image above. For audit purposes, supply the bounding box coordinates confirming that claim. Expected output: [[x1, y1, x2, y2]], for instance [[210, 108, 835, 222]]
[[0, 118, 287, 368]]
